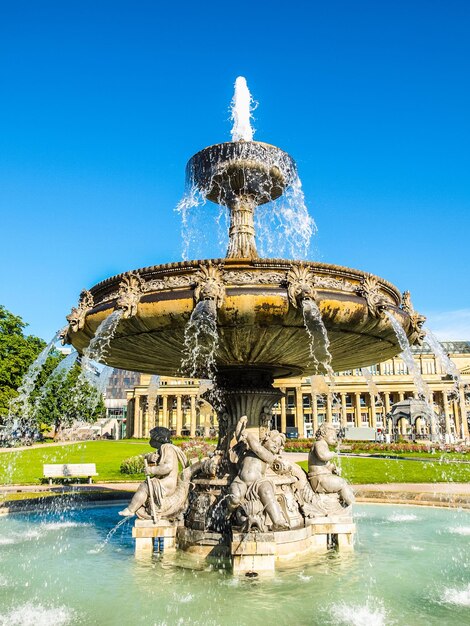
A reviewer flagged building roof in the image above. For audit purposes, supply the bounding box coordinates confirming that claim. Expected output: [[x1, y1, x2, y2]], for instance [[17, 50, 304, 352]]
[[412, 341, 470, 355]]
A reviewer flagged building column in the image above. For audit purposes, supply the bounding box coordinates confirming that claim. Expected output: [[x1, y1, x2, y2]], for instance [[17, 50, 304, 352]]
[[442, 391, 451, 436], [369, 393, 376, 428], [340, 393, 347, 429], [135, 394, 143, 438], [459, 386, 469, 439], [142, 400, 149, 438], [190, 395, 197, 437], [326, 394, 333, 424], [398, 391, 405, 402], [354, 393, 361, 427], [384, 392, 391, 416], [176, 395, 183, 436], [280, 389, 287, 434], [162, 395, 168, 429], [295, 386, 304, 437], [311, 393, 318, 433]]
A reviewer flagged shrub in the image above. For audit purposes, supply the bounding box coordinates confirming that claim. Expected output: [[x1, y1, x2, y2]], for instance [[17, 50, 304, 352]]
[[179, 439, 216, 460], [120, 455, 145, 474]]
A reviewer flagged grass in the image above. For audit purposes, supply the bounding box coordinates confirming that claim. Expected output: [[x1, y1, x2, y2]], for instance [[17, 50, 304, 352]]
[[1, 440, 469, 486], [0, 440, 153, 485], [298, 458, 470, 484]]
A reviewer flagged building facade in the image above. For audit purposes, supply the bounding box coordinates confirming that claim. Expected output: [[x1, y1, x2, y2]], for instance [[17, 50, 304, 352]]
[[125, 342, 470, 441]]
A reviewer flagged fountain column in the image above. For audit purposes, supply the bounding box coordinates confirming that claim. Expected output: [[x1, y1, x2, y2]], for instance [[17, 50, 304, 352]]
[[226, 196, 258, 259]]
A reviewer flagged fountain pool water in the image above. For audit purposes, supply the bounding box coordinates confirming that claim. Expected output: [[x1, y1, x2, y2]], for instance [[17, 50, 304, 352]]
[[0, 504, 469, 625]]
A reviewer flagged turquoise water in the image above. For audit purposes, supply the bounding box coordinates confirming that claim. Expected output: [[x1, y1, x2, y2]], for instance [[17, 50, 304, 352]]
[[0, 504, 469, 625]]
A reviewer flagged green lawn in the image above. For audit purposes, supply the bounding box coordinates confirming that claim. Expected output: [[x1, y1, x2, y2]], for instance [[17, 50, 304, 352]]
[[298, 458, 470, 483], [0, 441, 153, 485], [1, 441, 470, 486]]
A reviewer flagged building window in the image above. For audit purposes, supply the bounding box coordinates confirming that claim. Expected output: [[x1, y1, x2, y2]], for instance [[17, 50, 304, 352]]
[[302, 394, 311, 408], [287, 392, 295, 409]]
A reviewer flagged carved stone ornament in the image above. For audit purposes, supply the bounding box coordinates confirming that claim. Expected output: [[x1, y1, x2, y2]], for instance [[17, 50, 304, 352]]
[[117, 272, 145, 319], [193, 263, 225, 308], [223, 270, 284, 286], [315, 276, 356, 293], [287, 264, 317, 308], [66, 289, 94, 333], [356, 274, 386, 318], [401, 291, 426, 345]]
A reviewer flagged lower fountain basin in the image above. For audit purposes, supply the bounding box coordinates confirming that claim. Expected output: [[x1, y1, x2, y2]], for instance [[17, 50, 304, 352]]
[[68, 258, 415, 377], [1, 504, 468, 624]]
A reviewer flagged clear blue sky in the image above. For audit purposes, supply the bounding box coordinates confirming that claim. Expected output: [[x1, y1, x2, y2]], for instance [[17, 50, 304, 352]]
[[1, 1, 469, 341]]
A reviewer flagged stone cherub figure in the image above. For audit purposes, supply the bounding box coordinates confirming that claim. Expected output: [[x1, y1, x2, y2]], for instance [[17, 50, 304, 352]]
[[119, 426, 189, 520], [227, 415, 290, 531], [308, 423, 354, 507]]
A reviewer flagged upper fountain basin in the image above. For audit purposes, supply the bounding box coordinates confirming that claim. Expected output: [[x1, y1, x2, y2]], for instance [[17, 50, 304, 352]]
[[186, 141, 297, 206], [67, 259, 420, 378]]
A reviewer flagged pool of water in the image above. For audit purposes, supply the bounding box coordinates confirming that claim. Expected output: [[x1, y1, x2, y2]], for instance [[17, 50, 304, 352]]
[[0, 503, 469, 625]]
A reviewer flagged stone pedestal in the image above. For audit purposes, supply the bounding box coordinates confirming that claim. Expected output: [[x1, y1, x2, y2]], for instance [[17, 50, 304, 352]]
[[132, 519, 180, 557], [230, 517, 356, 575], [231, 531, 276, 576], [305, 516, 355, 551]]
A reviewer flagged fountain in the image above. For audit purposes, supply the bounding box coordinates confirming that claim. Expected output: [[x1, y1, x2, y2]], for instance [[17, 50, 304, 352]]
[[61, 77, 426, 574]]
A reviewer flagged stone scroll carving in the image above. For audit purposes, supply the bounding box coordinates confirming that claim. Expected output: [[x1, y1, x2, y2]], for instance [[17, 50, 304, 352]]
[[117, 272, 145, 319], [401, 290, 426, 346], [287, 264, 317, 308], [65, 289, 94, 334], [356, 274, 386, 318], [193, 263, 225, 308]]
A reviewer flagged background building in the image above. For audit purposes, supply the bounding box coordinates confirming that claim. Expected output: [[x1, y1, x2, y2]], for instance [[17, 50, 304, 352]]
[[125, 342, 470, 441]]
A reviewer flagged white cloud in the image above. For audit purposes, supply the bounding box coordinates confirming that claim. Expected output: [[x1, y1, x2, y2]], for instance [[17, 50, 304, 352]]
[[424, 309, 470, 341]]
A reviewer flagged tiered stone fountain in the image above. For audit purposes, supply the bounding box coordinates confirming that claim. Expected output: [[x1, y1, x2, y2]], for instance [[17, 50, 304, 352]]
[[64, 78, 424, 575]]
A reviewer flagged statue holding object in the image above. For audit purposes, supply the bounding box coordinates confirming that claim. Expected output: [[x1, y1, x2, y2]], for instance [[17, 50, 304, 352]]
[[307, 423, 355, 507], [119, 427, 189, 521]]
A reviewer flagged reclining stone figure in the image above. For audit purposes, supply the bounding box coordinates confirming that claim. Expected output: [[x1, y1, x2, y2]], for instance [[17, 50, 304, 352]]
[[227, 416, 290, 532]]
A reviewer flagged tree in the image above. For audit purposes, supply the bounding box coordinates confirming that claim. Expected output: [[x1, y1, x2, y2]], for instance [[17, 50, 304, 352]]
[[33, 363, 106, 436], [0, 305, 46, 417]]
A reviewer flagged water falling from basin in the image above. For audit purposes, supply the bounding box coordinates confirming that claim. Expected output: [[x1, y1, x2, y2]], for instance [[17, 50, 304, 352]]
[[301, 299, 335, 385], [12, 330, 62, 426], [424, 327, 462, 391], [385, 311, 432, 404], [181, 300, 219, 380]]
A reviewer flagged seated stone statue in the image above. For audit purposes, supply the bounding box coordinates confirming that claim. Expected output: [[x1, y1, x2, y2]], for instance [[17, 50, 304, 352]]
[[119, 426, 188, 520], [308, 423, 354, 507], [227, 416, 289, 531]]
